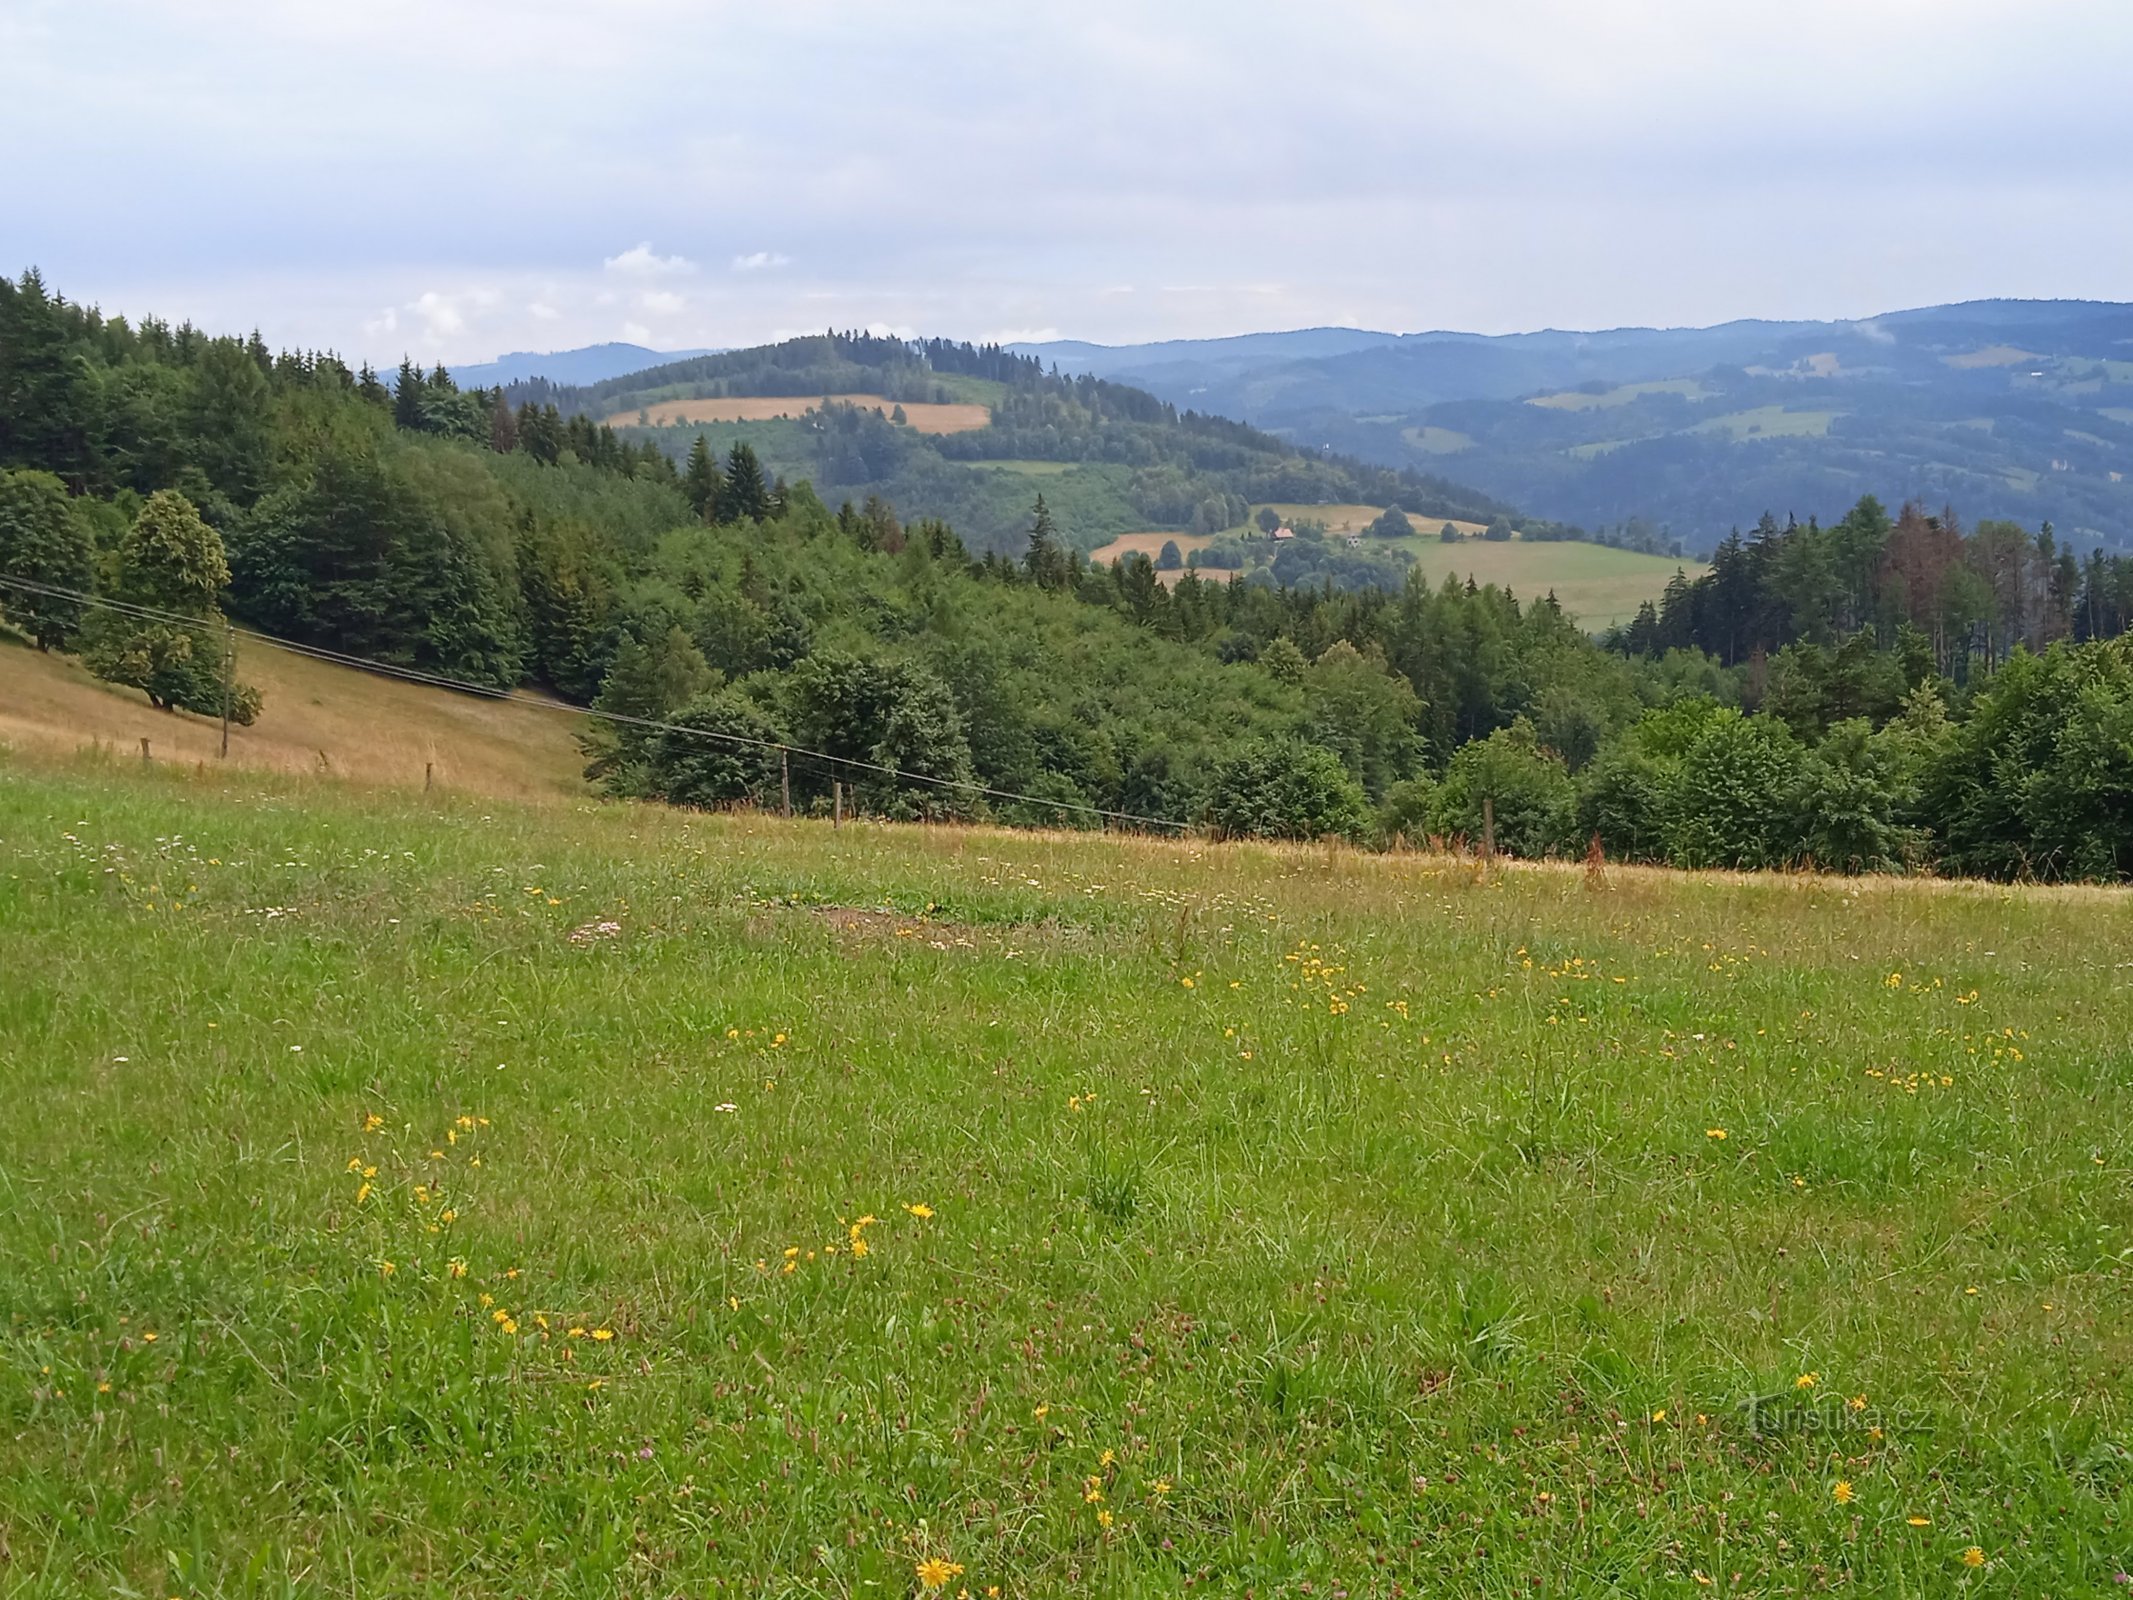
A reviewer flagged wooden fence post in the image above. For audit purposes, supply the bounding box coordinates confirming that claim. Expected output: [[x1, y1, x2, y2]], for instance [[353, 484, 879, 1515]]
[[833, 781, 843, 830]]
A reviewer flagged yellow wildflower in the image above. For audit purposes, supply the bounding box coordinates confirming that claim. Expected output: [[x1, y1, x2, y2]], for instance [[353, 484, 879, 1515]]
[[1962, 1547, 1984, 1568], [1833, 1480, 1854, 1505], [906, 1203, 935, 1219], [915, 1557, 964, 1590]]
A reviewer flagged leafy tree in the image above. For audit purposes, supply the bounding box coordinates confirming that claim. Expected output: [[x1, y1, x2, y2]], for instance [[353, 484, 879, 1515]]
[[1429, 720, 1577, 857], [644, 688, 789, 810], [1204, 739, 1370, 840], [1259, 636, 1307, 684], [1367, 506, 1414, 539], [1440, 523, 1460, 543], [80, 490, 259, 721], [1157, 539, 1182, 571], [1661, 710, 1806, 870], [1303, 640, 1423, 798], [0, 468, 95, 648], [1256, 506, 1283, 535]]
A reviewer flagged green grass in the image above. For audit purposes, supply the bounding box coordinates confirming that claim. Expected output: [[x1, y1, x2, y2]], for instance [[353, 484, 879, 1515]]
[[1688, 406, 1839, 442], [1374, 538, 1702, 629], [1400, 424, 1475, 455], [979, 459, 1079, 476], [1526, 379, 1711, 412], [3, 756, 2130, 1596]]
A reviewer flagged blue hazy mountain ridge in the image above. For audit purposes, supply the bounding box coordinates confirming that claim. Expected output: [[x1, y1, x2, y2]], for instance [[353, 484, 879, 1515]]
[[452, 342, 715, 388], [1017, 302, 2133, 552]]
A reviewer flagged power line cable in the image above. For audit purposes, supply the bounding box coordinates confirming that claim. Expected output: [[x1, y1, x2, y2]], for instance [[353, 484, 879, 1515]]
[[0, 573, 1192, 832]]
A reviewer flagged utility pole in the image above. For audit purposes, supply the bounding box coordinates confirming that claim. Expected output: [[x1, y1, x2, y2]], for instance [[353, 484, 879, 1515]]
[[218, 624, 235, 759], [833, 781, 843, 830], [1482, 795, 1495, 863], [781, 751, 792, 818]]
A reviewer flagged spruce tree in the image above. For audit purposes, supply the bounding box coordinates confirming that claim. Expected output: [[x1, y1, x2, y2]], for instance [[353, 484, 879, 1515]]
[[0, 468, 95, 648], [392, 360, 425, 431], [683, 435, 720, 520], [723, 443, 771, 522]]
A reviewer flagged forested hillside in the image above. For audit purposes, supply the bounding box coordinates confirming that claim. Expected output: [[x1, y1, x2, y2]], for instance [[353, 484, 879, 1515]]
[[1026, 301, 2133, 553], [5, 267, 2133, 881], [508, 332, 1527, 556]]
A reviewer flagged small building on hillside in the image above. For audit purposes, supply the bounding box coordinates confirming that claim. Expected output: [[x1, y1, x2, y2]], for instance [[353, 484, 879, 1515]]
[[1271, 526, 1296, 542]]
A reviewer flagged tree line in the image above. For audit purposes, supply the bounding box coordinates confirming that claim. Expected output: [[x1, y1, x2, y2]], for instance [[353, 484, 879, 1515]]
[[4, 268, 2130, 880]]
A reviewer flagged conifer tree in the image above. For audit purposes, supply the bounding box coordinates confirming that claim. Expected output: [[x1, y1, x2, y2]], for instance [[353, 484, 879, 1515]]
[[0, 468, 95, 648], [683, 435, 720, 520], [723, 442, 771, 522]]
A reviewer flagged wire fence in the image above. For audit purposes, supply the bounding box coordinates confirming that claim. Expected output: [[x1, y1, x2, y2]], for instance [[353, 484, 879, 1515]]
[[0, 573, 1194, 832]]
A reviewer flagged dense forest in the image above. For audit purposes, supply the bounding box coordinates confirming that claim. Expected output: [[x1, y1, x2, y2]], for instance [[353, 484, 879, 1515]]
[[4, 268, 2133, 881]]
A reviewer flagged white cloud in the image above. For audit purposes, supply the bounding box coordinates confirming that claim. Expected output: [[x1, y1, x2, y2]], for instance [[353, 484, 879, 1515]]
[[988, 326, 1060, 345], [637, 289, 687, 314], [732, 251, 792, 272], [604, 242, 695, 276], [363, 306, 399, 337], [527, 301, 560, 321], [413, 290, 464, 338], [620, 320, 653, 343], [863, 321, 918, 340]]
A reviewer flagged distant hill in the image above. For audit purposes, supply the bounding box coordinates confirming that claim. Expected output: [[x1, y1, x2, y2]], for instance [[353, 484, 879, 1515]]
[[450, 342, 715, 388], [1021, 302, 2133, 553], [519, 332, 1538, 562]]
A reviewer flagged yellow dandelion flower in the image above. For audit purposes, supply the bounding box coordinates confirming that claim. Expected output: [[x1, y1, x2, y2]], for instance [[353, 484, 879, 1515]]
[[1096, 1507, 1113, 1528], [354, 1182, 372, 1204], [914, 1557, 964, 1590], [906, 1203, 935, 1219], [363, 1113, 384, 1132], [1962, 1546, 1984, 1568], [592, 1328, 614, 1341], [1833, 1480, 1854, 1505], [1907, 1516, 1930, 1527], [1795, 1372, 1818, 1390], [378, 1261, 395, 1278], [1150, 1478, 1173, 1497], [1651, 1409, 1667, 1423], [1033, 1403, 1050, 1421], [1705, 1128, 1727, 1140], [1099, 1448, 1116, 1467], [1848, 1394, 1867, 1411]]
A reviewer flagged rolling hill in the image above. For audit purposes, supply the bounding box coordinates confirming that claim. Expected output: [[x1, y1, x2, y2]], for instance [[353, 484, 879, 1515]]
[[450, 341, 715, 388], [508, 331, 1542, 566], [1019, 301, 2133, 553]]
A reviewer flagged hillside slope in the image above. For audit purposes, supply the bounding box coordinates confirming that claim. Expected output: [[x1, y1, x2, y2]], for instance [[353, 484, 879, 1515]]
[[508, 331, 1530, 558], [1024, 301, 2133, 551], [0, 635, 583, 801]]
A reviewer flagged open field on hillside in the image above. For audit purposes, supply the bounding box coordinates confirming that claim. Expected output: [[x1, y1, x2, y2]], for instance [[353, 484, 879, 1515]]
[[1086, 529, 1212, 572], [604, 395, 992, 434], [1379, 538, 1701, 626], [3, 756, 2129, 1595], [1690, 406, 1840, 442], [1526, 379, 1713, 411], [0, 636, 582, 801], [1259, 502, 1488, 538]]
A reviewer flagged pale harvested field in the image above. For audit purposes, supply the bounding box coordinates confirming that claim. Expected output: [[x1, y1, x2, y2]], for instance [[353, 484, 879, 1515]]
[[608, 395, 991, 434], [0, 638, 584, 802]]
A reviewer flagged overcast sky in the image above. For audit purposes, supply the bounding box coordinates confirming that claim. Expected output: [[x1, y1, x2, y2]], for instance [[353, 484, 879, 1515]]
[[6, 0, 2131, 366]]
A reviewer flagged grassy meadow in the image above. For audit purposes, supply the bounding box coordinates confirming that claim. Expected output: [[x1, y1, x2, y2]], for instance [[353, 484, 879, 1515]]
[[2, 754, 2131, 1597]]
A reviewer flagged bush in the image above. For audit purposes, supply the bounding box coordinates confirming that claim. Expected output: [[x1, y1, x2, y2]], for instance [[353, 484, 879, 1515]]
[[1661, 710, 1806, 870], [1429, 719, 1578, 857], [1204, 739, 1370, 841], [644, 689, 788, 810]]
